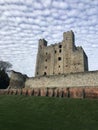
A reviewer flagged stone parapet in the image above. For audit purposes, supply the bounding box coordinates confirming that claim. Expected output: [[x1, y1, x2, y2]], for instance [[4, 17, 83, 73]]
[[25, 71, 98, 88]]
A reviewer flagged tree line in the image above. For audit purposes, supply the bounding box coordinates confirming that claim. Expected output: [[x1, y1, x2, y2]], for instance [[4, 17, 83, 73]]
[[0, 61, 12, 89]]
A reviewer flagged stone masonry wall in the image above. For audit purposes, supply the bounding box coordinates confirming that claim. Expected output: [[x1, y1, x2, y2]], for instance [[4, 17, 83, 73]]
[[25, 71, 98, 88], [9, 70, 28, 89], [35, 31, 88, 77]]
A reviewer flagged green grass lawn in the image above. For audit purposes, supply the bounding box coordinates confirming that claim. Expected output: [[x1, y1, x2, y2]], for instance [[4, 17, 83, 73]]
[[0, 95, 98, 130]]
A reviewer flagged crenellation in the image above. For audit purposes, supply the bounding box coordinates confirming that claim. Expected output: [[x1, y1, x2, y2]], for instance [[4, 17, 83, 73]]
[[39, 39, 47, 47]]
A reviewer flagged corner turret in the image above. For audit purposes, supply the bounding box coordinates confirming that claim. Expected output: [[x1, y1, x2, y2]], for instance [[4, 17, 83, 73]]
[[38, 39, 47, 49], [63, 30, 75, 51]]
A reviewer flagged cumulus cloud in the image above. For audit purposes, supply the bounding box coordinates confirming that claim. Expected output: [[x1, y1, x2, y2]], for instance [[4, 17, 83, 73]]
[[0, 0, 98, 76], [41, 0, 52, 8]]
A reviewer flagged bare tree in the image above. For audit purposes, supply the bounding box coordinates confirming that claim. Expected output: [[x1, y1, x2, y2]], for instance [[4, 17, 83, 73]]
[[0, 60, 12, 72], [0, 61, 12, 89]]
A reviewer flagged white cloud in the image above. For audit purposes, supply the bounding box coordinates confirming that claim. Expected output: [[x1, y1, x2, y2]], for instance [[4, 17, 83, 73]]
[[67, 9, 79, 17], [41, 0, 52, 8], [0, 0, 98, 76], [33, 1, 43, 9], [52, 0, 68, 9], [0, 0, 25, 4]]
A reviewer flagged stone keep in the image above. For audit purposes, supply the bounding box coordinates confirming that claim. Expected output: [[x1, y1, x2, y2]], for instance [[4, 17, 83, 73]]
[[35, 31, 88, 77]]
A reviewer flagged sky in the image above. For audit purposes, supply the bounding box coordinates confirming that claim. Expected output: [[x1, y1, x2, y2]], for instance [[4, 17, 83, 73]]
[[0, 0, 98, 77]]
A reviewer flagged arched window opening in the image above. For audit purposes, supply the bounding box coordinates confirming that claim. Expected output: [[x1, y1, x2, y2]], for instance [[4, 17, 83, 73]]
[[44, 72, 47, 75], [55, 50, 57, 53], [58, 57, 61, 61], [59, 45, 62, 48], [59, 49, 62, 53]]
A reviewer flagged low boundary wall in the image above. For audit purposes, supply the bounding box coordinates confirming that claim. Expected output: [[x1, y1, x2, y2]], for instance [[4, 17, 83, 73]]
[[25, 71, 98, 88], [1, 87, 98, 99]]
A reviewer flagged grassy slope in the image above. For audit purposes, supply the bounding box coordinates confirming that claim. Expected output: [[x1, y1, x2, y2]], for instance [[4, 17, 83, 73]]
[[0, 95, 98, 130]]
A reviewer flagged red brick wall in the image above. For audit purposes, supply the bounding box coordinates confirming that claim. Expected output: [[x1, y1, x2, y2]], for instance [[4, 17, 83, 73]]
[[1, 87, 98, 99]]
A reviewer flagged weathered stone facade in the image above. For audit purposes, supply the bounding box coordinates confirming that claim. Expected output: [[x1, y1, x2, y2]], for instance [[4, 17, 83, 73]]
[[35, 30, 88, 77], [9, 70, 28, 89], [25, 71, 98, 88], [6, 30, 98, 99]]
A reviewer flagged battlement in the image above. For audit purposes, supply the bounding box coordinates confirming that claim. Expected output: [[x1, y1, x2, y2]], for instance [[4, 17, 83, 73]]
[[63, 30, 75, 42], [39, 39, 47, 47], [35, 31, 88, 77]]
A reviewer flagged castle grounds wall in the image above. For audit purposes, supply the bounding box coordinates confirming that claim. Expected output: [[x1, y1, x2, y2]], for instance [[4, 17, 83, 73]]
[[25, 71, 98, 88], [1, 87, 98, 99]]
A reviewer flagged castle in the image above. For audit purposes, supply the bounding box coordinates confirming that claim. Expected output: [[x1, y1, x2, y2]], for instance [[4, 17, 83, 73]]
[[35, 30, 88, 77], [2, 30, 98, 99]]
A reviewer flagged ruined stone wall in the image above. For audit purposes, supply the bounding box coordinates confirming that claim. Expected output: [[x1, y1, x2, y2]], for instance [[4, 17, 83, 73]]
[[25, 71, 98, 89], [35, 31, 88, 77], [9, 70, 27, 89]]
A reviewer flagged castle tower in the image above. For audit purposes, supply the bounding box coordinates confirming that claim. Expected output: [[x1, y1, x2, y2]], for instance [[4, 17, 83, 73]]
[[35, 31, 88, 77]]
